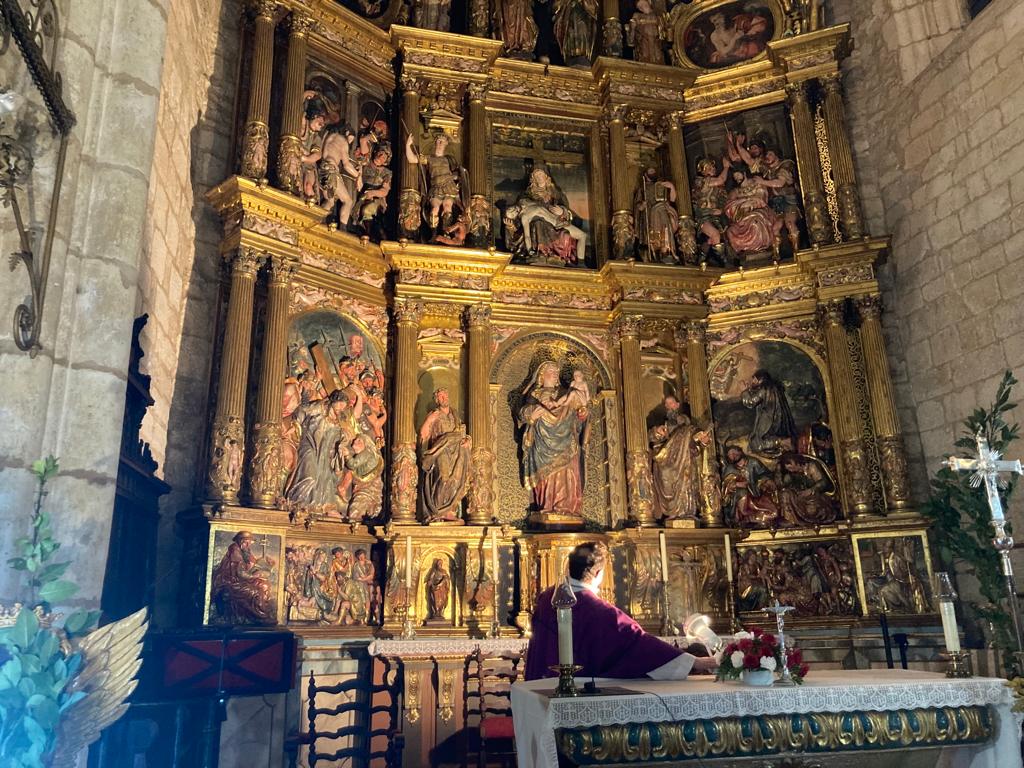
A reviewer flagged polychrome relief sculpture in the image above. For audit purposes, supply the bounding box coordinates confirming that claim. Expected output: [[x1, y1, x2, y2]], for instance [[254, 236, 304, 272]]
[[647, 395, 711, 522], [405, 132, 471, 245], [503, 166, 588, 266], [633, 167, 680, 264], [418, 388, 473, 523], [285, 543, 378, 625]]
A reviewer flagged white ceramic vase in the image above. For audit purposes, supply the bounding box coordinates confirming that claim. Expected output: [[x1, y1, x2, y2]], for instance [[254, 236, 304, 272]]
[[741, 668, 775, 687]]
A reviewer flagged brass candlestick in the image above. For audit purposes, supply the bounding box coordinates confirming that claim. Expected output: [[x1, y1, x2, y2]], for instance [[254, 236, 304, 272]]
[[550, 664, 583, 697], [660, 586, 677, 636], [399, 600, 416, 640], [945, 651, 972, 679]]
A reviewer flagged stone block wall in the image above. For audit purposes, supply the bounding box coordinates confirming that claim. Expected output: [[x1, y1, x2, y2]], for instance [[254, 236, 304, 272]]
[[135, 0, 240, 625], [0, 0, 171, 606], [832, 0, 1024, 525]]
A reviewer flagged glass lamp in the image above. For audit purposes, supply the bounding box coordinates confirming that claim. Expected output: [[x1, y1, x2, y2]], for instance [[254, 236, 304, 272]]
[[935, 572, 971, 678], [550, 578, 580, 696]]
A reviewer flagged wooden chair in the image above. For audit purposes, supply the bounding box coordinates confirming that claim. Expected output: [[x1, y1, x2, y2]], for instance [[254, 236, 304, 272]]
[[464, 648, 523, 768], [285, 662, 404, 768]]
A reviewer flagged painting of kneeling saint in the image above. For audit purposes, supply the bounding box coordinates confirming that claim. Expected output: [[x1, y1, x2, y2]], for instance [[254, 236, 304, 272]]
[[711, 340, 839, 530], [854, 534, 932, 616], [207, 529, 282, 626]]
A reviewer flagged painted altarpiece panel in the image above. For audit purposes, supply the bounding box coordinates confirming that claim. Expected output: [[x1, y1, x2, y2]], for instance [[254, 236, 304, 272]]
[[853, 531, 934, 617], [283, 539, 381, 627], [205, 525, 285, 626]]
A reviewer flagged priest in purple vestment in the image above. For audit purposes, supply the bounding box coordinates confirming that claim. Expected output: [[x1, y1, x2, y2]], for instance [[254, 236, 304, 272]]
[[525, 542, 718, 680]]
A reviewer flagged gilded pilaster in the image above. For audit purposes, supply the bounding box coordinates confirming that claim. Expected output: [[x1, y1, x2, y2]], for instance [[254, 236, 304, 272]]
[[786, 82, 831, 246], [248, 254, 298, 508], [207, 248, 263, 503], [400, 76, 423, 239], [240, 0, 276, 181], [391, 298, 424, 523], [467, 83, 491, 247], [465, 304, 494, 524], [608, 107, 634, 260], [818, 301, 871, 516], [667, 112, 698, 263], [821, 74, 864, 240], [857, 295, 911, 510], [616, 315, 655, 526], [589, 120, 611, 264], [680, 322, 722, 526], [602, 0, 624, 57], [275, 11, 314, 195]]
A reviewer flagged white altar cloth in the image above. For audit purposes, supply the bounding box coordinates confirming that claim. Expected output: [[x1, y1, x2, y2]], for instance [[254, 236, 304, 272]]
[[510, 670, 1022, 768]]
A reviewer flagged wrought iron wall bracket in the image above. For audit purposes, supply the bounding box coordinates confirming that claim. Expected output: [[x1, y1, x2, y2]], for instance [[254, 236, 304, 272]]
[[1, 0, 75, 355]]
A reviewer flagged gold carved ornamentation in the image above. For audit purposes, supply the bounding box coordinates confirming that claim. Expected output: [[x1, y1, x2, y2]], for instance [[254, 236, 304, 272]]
[[611, 210, 635, 261], [399, 189, 422, 239], [438, 668, 455, 722], [208, 417, 246, 503], [814, 105, 842, 244], [405, 667, 421, 724], [241, 121, 270, 182], [391, 443, 419, 524]]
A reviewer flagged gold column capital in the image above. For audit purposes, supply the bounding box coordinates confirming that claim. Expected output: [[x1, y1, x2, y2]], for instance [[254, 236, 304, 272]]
[[464, 303, 492, 329], [613, 314, 643, 341], [285, 9, 315, 37], [267, 253, 299, 286], [856, 293, 883, 321], [467, 81, 489, 102], [821, 71, 844, 94], [817, 300, 846, 328], [228, 247, 265, 277], [394, 298, 425, 326], [248, 0, 277, 20], [679, 320, 706, 345], [785, 81, 810, 105], [400, 73, 423, 94]]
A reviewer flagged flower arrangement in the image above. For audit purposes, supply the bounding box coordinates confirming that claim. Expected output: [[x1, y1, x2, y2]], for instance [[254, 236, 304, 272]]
[[716, 627, 810, 685]]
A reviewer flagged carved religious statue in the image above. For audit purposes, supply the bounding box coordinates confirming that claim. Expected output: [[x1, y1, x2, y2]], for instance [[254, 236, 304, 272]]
[[866, 539, 929, 614], [496, 0, 538, 59], [405, 132, 470, 244], [418, 388, 472, 523], [647, 395, 710, 522], [552, 0, 599, 67], [425, 558, 452, 621], [692, 155, 730, 265], [517, 362, 590, 519], [319, 123, 360, 226], [741, 369, 796, 455], [633, 167, 679, 264], [626, 0, 665, 64], [211, 531, 276, 624], [505, 167, 587, 266], [414, 0, 451, 31], [351, 142, 393, 237]]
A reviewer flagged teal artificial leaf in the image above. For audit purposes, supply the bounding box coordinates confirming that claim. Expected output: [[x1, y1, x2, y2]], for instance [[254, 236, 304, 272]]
[[11, 608, 39, 648], [28, 695, 60, 729], [0, 656, 23, 687], [37, 561, 70, 582], [62, 609, 98, 636], [38, 579, 78, 604], [59, 689, 86, 712]]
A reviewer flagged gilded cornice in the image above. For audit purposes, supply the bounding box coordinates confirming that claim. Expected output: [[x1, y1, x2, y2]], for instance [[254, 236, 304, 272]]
[[488, 59, 601, 114], [800, 236, 888, 301], [601, 260, 711, 322], [681, 64, 787, 123], [299, 228, 389, 287], [295, 0, 395, 87], [492, 264, 612, 310], [593, 56, 694, 111], [393, 25, 503, 77], [768, 24, 852, 83]]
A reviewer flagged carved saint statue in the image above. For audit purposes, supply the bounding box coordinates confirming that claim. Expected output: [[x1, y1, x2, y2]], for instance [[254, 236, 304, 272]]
[[692, 156, 730, 264], [286, 391, 350, 512], [776, 452, 839, 526], [405, 132, 470, 243], [647, 396, 710, 522], [553, 0, 599, 67], [496, 0, 539, 59], [418, 388, 473, 523], [352, 142, 393, 236], [740, 369, 796, 455], [425, 558, 451, 620], [517, 362, 590, 519], [505, 167, 587, 266], [352, 548, 380, 623], [211, 531, 275, 624], [415, 0, 451, 31], [634, 167, 679, 264], [319, 123, 360, 225], [337, 434, 384, 522], [626, 0, 665, 64]]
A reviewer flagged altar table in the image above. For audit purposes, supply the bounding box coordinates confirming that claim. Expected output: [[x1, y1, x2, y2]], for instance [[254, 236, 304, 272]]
[[511, 670, 1022, 768]]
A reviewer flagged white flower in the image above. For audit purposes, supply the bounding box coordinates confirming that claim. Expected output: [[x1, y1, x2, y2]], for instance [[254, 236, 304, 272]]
[[759, 656, 778, 672], [730, 650, 745, 668], [733, 631, 754, 641]]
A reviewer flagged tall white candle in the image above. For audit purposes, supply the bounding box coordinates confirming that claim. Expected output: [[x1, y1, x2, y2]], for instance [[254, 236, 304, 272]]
[[658, 530, 669, 583], [557, 607, 574, 666], [405, 536, 413, 590], [939, 601, 961, 653], [724, 534, 733, 582], [490, 528, 499, 588]]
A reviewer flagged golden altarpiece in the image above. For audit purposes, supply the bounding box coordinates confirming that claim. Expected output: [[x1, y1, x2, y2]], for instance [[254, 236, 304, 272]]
[[184, 0, 939, 761]]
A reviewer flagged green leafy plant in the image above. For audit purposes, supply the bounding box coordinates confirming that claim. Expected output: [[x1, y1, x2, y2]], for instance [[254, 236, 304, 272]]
[[1, 457, 99, 766], [922, 371, 1020, 656]]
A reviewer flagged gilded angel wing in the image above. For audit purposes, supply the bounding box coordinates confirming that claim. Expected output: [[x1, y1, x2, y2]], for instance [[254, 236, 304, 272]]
[[49, 607, 149, 767]]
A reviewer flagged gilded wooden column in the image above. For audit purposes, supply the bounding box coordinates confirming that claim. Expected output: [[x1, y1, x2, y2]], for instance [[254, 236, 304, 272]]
[[616, 315, 655, 526], [786, 82, 831, 246], [467, 83, 491, 247], [275, 11, 314, 195], [240, 0, 276, 180], [589, 120, 610, 264], [680, 322, 722, 526], [818, 301, 871, 516], [821, 73, 864, 240], [465, 304, 494, 524], [667, 112, 698, 263], [608, 107, 634, 260], [391, 298, 424, 524], [857, 295, 911, 511], [399, 76, 422, 239], [602, 0, 623, 56], [207, 248, 263, 503], [248, 254, 298, 507]]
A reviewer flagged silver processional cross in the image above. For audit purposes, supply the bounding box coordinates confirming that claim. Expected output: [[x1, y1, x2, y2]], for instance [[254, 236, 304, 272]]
[[944, 430, 1024, 653]]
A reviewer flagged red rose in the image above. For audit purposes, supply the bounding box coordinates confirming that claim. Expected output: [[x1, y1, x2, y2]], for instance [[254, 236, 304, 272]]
[[760, 648, 775, 658], [743, 653, 759, 669], [752, 627, 764, 637], [789, 649, 803, 666], [799, 664, 810, 677], [762, 633, 776, 646]]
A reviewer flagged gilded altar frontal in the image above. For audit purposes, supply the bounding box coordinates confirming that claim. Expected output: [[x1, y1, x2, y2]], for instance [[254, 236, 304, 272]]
[[177, 0, 939, 648]]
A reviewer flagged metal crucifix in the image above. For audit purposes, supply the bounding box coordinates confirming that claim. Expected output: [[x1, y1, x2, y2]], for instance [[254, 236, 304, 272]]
[[944, 430, 1024, 655]]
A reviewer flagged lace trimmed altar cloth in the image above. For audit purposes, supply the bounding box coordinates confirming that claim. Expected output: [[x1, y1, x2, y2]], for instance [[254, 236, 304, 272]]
[[511, 669, 1022, 768]]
